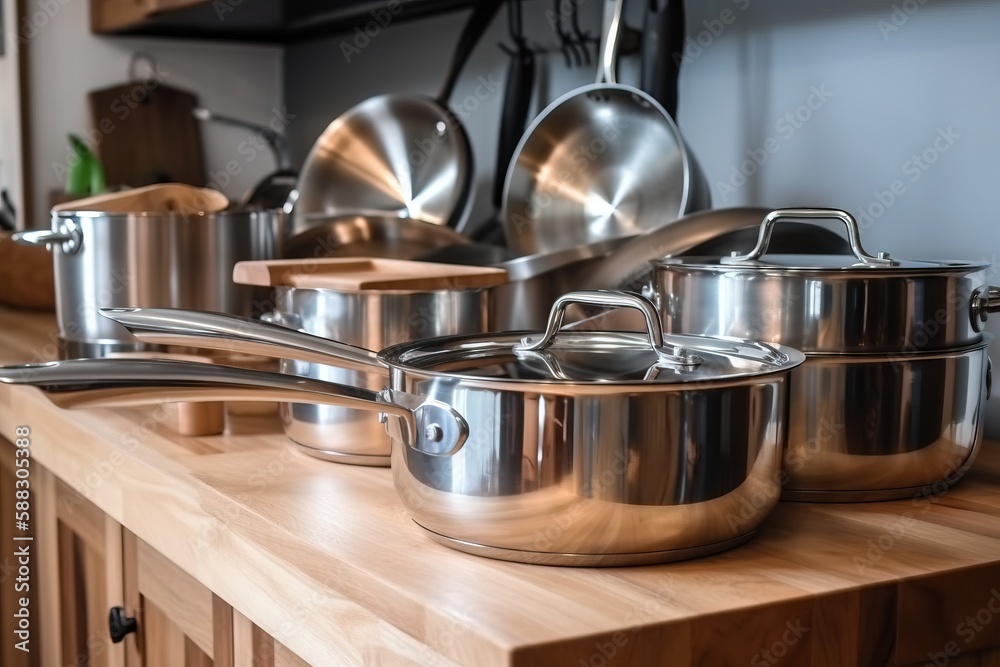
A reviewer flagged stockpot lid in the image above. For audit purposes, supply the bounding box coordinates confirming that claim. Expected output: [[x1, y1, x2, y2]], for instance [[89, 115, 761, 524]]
[[379, 290, 805, 384], [655, 208, 988, 274]]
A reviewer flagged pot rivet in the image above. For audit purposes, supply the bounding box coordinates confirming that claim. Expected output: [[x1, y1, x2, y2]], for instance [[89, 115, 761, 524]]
[[878, 251, 891, 260], [424, 424, 444, 442]]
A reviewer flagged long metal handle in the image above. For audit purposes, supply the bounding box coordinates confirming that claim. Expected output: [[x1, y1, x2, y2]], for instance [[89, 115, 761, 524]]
[[0, 359, 466, 456], [192, 107, 292, 171], [12, 221, 82, 254], [723, 208, 895, 266], [100, 308, 386, 377], [513, 290, 701, 367], [599, 0, 625, 84]]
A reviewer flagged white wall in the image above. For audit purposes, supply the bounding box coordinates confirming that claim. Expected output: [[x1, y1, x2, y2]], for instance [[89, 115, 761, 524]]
[[0, 0, 23, 225], [24, 0, 283, 226]]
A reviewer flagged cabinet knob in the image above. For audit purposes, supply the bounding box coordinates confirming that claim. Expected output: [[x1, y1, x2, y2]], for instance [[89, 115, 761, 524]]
[[108, 606, 137, 643]]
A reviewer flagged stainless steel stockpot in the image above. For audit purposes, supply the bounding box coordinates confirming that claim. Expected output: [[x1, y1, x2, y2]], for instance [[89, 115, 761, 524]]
[[267, 285, 492, 466], [650, 208, 999, 501], [652, 208, 1000, 354], [14, 208, 286, 359], [12, 291, 805, 566], [783, 339, 991, 501]]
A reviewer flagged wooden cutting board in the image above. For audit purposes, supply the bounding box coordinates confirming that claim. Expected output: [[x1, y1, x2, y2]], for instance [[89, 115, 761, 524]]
[[88, 82, 206, 188], [233, 258, 508, 291]]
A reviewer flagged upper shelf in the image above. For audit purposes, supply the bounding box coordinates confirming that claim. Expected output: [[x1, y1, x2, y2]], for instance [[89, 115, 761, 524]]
[[91, 0, 477, 44]]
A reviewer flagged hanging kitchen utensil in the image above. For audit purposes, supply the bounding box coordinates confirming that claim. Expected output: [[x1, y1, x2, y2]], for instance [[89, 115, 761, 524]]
[[650, 208, 1000, 501], [192, 107, 297, 211], [640, 0, 683, 119], [2, 289, 804, 565], [502, 0, 709, 255], [87, 53, 205, 188], [293, 0, 504, 232]]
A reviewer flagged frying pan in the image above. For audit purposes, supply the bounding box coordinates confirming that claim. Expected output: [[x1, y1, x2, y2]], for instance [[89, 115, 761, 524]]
[[294, 0, 504, 231], [501, 0, 709, 255]]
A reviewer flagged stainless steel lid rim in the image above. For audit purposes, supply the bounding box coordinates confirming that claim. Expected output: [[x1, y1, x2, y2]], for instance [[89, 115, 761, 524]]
[[790, 334, 993, 360], [655, 259, 991, 276]]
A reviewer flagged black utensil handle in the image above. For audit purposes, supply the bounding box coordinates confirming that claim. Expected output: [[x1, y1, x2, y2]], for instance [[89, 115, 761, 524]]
[[438, 0, 506, 103], [493, 47, 536, 208], [640, 0, 685, 119]]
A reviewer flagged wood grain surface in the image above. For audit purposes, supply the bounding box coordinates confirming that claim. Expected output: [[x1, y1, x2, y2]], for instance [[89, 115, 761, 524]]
[[2, 308, 1000, 666], [233, 257, 509, 291]]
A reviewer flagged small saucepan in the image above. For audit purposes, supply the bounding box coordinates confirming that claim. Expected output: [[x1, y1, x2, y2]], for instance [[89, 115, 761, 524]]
[[1, 291, 804, 566]]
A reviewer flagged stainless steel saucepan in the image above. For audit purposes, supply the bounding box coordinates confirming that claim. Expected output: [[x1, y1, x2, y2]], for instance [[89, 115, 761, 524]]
[[2, 291, 804, 566], [650, 208, 999, 501]]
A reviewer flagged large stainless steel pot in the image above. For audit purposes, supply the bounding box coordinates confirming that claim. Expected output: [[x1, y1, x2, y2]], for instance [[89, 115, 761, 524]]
[[12, 291, 806, 566], [265, 284, 493, 466], [13, 208, 285, 358], [650, 208, 1000, 501]]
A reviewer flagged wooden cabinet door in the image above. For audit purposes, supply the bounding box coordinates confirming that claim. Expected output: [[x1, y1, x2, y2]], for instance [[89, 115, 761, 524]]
[[53, 476, 128, 667], [123, 529, 234, 667]]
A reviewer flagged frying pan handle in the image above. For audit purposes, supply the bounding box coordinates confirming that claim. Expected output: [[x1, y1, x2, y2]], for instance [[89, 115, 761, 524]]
[[723, 208, 896, 267], [438, 0, 506, 103], [493, 44, 536, 209], [100, 307, 386, 376], [514, 290, 701, 367], [600, 0, 626, 84], [640, 0, 685, 119], [0, 359, 467, 457]]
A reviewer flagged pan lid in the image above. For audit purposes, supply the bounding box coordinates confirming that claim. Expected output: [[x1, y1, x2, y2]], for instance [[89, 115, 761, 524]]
[[656, 208, 987, 274], [381, 290, 804, 385]]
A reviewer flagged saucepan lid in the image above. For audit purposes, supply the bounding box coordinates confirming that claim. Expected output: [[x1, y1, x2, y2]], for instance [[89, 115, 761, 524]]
[[382, 290, 805, 384], [655, 208, 988, 274]]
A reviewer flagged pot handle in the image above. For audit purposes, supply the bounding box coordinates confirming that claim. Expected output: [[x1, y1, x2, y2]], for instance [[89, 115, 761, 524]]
[[12, 219, 83, 254], [722, 208, 896, 267], [100, 307, 385, 376], [0, 359, 467, 457], [599, 0, 626, 85], [514, 290, 701, 367], [971, 287, 1000, 332]]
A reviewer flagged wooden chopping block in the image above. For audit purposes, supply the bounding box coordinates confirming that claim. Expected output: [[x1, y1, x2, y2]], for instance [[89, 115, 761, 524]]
[[88, 82, 206, 188], [0, 232, 55, 311]]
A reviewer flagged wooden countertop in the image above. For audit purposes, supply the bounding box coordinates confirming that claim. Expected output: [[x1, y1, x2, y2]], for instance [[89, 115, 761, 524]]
[[2, 309, 1000, 667]]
